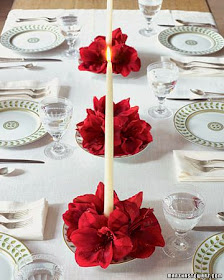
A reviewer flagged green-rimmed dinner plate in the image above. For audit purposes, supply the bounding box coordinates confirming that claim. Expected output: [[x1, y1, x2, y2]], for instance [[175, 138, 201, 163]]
[[193, 232, 224, 277], [0, 232, 31, 279], [174, 101, 224, 149], [0, 99, 46, 147], [0, 25, 64, 53], [158, 26, 224, 55]]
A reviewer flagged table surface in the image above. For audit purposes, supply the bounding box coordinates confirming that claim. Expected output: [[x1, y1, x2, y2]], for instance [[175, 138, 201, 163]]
[[12, 0, 209, 11], [1, 8, 224, 280]]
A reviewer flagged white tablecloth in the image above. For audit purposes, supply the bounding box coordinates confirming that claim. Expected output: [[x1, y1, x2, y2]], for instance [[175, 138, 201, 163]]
[[1, 9, 224, 279]]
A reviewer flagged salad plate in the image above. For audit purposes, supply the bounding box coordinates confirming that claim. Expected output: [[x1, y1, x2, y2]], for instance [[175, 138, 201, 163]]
[[0, 25, 64, 53], [158, 26, 224, 55], [0, 99, 46, 147], [193, 232, 224, 276], [0, 232, 31, 280], [174, 101, 224, 149]]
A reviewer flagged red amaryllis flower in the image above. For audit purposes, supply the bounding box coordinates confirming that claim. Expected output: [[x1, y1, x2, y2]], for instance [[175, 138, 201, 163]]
[[63, 183, 165, 268], [71, 209, 132, 268], [115, 192, 165, 258], [63, 182, 119, 240], [76, 96, 153, 156], [78, 28, 141, 77]]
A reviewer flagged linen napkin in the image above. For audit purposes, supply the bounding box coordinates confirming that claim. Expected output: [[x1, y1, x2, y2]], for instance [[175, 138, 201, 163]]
[[0, 78, 59, 101], [0, 198, 48, 240], [173, 150, 224, 182], [161, 56, 224, 76]]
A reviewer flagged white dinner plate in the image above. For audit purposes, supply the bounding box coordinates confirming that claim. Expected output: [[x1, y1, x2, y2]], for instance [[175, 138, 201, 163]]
[[158, 26, 224, 55], [0, 99, 46, 147], [0, 232, 31, 280], [193, 232, 224, 275], [0, 25, 64, 53], [174, 101, 224, 149]]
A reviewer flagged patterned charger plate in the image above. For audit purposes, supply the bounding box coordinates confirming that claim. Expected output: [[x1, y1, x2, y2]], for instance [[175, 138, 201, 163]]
[[0, 24, 64, 53], [0, 99, 46, 147], [0, 232, 31, 280], [75, 131, 149, 158], [158, 26, 224, 55], [174, 101, 224, 149], [193, 232, 224, 277]]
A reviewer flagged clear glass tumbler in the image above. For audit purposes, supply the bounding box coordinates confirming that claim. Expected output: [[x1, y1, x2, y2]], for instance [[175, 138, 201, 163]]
[[57, 14, 81, 58], [39, 97, 73, 160], [162, 191, 205, 260], [138, 0, 163, 37], [14, 254, 63, 280], [147, 61, 179, 119]]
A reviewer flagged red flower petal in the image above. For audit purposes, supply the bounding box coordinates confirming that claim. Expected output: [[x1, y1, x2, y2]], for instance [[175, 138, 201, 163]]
[[78, 211, 108, 230], [108, 208, 129, 233], [112, 234, 133, 261], [95, 182, 120, 205], [126, 192, 143, 209]]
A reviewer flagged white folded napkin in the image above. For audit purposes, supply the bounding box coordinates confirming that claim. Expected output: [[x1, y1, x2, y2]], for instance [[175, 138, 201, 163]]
[[0, 78, 59, 101], [162, 56, 224, 76], [174, 150, 224, 182], [0, 198, 48, 240]]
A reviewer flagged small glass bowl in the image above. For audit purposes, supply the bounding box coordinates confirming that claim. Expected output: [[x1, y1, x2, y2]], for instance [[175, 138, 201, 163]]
[[14, 254, 63, 280]]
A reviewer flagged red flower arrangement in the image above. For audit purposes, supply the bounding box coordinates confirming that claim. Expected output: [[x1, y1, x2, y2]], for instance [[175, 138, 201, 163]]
[[76, 96, 153, 156], [78, 28, 141, 77], [63, 182, 165, 268]]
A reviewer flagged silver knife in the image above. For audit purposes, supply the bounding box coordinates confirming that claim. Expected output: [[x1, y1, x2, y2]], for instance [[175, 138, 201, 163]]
[[167, 97, 224, 101], [0, 57, 62, 62], [0, 159, 45, 164], [193, 226, 224, 231]]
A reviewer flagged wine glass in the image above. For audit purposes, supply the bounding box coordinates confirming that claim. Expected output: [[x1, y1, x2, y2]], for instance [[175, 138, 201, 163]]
[[57, 14, 81, 58], [162, 191, 205, 260], [39, 97, 73, 160], [147, 61, 179, 119], [14, 254, 63, 280], [138, 0, 163, 37]]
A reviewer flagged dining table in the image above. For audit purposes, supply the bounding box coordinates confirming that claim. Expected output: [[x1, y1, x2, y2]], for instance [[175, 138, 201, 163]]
[[0, 6, 224, 280]]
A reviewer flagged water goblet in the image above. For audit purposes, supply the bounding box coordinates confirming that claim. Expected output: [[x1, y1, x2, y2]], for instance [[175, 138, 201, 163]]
[[162, 191, 205, 260], [39, 97, 73, 160], [138, 0, 163, 37], [14, 254, 63, 280], [147, 61, 179, 119], [57, 14, 81, 58]]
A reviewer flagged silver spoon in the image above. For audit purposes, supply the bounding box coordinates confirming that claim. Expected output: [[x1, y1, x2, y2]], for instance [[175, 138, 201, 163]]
[[0, 63, 35, 70], [191, 89, 224, 96], [0, 167, 15, 176], [217, 212, 224, 221]]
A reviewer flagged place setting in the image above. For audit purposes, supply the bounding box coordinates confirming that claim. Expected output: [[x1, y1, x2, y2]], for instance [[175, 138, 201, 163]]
[[1, 0, 224, 279]]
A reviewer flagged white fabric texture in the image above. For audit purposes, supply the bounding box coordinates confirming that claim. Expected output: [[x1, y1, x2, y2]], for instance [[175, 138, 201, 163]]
[[173, 150, 224, 181], [0, 198, 48, 240], [0, 9, 224, 279]]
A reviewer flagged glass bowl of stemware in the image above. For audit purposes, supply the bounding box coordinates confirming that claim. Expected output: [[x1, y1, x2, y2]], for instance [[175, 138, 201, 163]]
[[162, 190, 205, 260]]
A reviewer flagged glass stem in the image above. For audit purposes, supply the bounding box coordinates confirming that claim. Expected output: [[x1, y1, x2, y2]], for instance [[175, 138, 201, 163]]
[[174, 232, 189, 251], [146, 18, 153, 31], [157, 97, 166, 114], [52, 136, 65, 154]]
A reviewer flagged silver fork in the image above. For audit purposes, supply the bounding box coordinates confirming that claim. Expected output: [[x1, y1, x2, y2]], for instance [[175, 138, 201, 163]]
[[0, 210, 29, 220], [170, 58, 224, 69], [190, 163, 224, 173], [184, 156, 224, 166], [16, 17, 57, 23], [0, 87, 49, 98], [0, 218, 33, 229]]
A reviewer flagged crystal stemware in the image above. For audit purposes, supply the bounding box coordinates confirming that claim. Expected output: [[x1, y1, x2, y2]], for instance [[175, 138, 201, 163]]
[[14, 254, 63, 280], [39, 97, 73, 160], [138, 0, 163, 37], [162, 191, 205, 260], [147, 61, 179, 119], [57, 14, 81, 58]]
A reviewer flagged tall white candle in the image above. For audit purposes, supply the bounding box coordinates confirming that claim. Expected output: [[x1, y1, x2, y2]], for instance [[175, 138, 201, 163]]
[[104, 47, 114, 217], [106, 0, 113, 45]]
